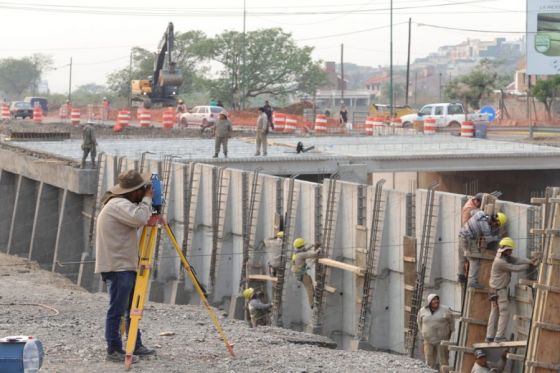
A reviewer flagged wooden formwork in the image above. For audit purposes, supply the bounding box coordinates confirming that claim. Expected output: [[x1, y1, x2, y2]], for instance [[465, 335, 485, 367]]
[[403, 235, 417, 341]]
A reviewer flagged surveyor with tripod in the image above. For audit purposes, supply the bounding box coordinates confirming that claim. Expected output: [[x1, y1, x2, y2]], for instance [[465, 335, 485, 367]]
[[94, 170, 157, 363]]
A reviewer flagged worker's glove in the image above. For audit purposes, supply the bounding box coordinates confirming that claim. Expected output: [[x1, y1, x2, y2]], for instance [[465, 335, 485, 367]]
[[488, 292, 498, 302]]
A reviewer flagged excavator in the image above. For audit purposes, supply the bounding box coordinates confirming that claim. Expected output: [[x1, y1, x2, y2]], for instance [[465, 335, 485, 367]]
[[131, 22, 183, 108]]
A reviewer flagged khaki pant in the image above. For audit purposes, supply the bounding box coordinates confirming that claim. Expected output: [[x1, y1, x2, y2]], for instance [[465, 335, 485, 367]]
[[423, 341, 449, 370], [214, 136, 228, 157], [299, 273, 314, 307], [486, 288, 509, 339], [256, 131, 267, 155], [459, 237, 480, 285], [81, 146, 96, 168]]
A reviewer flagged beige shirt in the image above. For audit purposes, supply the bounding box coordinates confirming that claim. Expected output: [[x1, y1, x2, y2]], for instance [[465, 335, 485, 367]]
[[214, 119, 232, 138], [256, 112, 268, 133], [489, 254, 531, 290], [291, 248, 320, 273], [417, 304, 455, 344], [94, 196, 152, 273]]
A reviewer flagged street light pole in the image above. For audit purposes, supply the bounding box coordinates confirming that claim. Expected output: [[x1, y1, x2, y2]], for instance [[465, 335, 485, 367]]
[[68, 57, 73, 103], [389, 0, 394, 118], [241, 0, 246, 110]]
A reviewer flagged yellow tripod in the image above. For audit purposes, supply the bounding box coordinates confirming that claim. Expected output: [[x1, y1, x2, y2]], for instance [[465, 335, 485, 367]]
[[124, 215, 235, 369]]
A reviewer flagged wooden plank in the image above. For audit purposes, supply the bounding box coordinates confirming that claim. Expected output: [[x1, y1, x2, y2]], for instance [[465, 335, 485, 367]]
[[459, 317, 487, 326], [519, 278, 537, 286], [446, 345, 475, 353], [247, 274, 278, 282], [514, 296, 534, 305], [318, 258, 364, 276], [403, 256, 417, 263], [506, 353, 525, 362], [530, 197, 546, 204], [325, 285, 336, 294], [473, 340, 527, 349], [404, 306, 412, 312], [533, 283, 560, 293], [535, 321, 560, 332], [525, 360, 560, 370]]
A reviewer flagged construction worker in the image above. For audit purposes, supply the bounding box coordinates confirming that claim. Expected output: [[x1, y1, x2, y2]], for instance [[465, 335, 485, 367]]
[[417, 293, 455, 370], [458, 211, 507, 288], [255, 107, 269, 156], [471, 349, 506, 372], [462, 193, 483, 225], [265, 231, 283, 277], [213, 112, 232, 158], [101, 97, 110, 123], [243, 288, 271, 328], [291, 238, 321, 307], [485, 237, 537, 343], [263, 100, 273, 126], [94, 170, 156, 363], [81, 122, 98, 168], [339, 104, 348, 126]]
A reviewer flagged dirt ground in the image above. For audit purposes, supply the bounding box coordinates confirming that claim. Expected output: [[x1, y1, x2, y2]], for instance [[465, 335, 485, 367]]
[[0, 253, 432, 372]]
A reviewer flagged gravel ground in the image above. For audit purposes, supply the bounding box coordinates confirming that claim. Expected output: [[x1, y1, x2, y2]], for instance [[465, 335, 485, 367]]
[[0, 253, 432, 372]]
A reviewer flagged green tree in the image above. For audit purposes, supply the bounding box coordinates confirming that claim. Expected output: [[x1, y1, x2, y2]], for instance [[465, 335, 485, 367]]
[[106, 47, 154, 97], [381, 81, 405, 104], [0, 54, 52, 98], [531, 76, 560, 120], [203, 28, 321, 108]]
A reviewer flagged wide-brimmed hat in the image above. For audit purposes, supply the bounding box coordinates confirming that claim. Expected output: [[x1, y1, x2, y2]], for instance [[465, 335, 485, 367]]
[[219, 111, 228, 118], [110, 170, 150, 195]]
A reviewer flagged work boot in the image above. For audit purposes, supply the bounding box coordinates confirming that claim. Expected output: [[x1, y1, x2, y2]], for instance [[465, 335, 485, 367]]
[[80, 161, 86, 169], [255, 152, 260, 156], [485, 337, 494, 343], [134, 345, 156, 356], [106, 350, 139, 364], [468, 282, 484, 289], [493, 336, 506, 343]]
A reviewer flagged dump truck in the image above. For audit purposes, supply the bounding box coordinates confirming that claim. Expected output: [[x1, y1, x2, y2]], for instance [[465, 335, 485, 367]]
[[131, 22, 183, 108]]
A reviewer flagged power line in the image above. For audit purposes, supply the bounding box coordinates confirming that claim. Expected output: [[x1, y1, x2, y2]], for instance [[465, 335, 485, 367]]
[[416, 22, 529, 34], [296, 22, 409, 42]]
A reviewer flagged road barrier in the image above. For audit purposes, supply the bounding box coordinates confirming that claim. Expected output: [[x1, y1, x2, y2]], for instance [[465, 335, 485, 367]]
[[423, 117, 436, 135], [33, 104, 43, 124], [372, 117, 385, 135], [284, 115, 297, 134], [138, 109, 151, 128], [70, 108, 81, 125], [461, 120, 474, 137], [315, 114, 328, 134], [117, 109, 130, 128], [365, 117, 375, 135], [272, 113, 285, 133], [1, 104, 10, 120], [390, 117, 402, 128], [162, 108, 175, 129]]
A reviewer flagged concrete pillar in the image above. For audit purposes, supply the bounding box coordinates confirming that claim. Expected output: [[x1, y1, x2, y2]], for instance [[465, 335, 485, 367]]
[[337, 164, 367, 184], [0, 170, 16, 251], [28, 183, 60, 268], [7, 176, 38, 257]]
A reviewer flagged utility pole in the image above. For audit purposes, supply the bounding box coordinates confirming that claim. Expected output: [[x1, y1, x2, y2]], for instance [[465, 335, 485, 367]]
[[128, 51, 133, 108], [405, 18, 411, 106], [340, 43, 345, 103], [438, 72, 442, 101], [389, 0, 394, 118], [241, 0, 247, 110], [68, 57, 73, 103], [414, 71, 418, 106]]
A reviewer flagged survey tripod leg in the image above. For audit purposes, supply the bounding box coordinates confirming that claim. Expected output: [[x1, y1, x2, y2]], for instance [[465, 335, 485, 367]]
[[125, 216, 235, 370]]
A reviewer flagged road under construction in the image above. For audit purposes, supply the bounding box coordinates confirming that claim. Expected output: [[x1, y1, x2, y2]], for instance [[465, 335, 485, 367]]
[[1, 128, 560, 372]]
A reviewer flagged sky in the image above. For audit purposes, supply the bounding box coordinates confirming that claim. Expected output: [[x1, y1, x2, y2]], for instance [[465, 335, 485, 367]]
[[0, 0, 527, 94]]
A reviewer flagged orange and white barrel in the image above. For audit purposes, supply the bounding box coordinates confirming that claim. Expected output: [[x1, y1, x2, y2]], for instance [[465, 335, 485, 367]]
[[70, 108, 81, 125], [423, 117, 436, 134], [365, 117, 375, 136], [314, 114, 328, 134], [461, 120, 474, 138], [284, 115, 297, 134], [1, 103, 9, 120], [372, 117, 385, 134], [272, 112, 285, 133], [138, 109, 151, 128], [33, 103, 43, 124], [59, 103, 70, 121], [162, 108, 175, 129], [390, 117, 402, 128], [113, 123, 123, 133], [117, 109, 130, 127]]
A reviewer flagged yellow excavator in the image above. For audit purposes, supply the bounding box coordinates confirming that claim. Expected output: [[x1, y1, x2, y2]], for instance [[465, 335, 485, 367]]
[[368, 104, 415, 119], [131, 22, 183, 108]]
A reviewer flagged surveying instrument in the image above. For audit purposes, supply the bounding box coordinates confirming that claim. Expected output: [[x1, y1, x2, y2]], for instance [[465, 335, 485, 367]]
[[124, 173, 235, 369]]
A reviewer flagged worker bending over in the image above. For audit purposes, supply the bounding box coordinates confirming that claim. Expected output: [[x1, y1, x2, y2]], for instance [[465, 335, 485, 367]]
[[265, 231, 283, 277], [417, 293, 455, 370], [291, 238, 321, 307], [243, 287, 271, 328], [485, 237, 537, 343], [458, 211, 506, 288]]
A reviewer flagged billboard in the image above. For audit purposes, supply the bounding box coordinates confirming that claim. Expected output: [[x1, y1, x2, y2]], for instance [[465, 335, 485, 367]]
[[527, 0, 560, 74]]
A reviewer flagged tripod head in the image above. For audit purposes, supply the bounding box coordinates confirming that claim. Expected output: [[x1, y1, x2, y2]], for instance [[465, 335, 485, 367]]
[[150, 173, 163, 214]]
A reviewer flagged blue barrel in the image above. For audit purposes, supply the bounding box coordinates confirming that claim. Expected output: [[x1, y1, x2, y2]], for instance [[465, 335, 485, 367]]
[[0, 336, 43, 373], [475, 122, 488, 139]]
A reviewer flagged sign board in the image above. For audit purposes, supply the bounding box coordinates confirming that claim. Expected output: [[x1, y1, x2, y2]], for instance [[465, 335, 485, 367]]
[[480, 105, 496, 122], [527, 0, 560, 75]]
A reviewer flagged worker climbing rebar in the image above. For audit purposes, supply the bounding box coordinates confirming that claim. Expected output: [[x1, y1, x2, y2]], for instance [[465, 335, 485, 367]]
[[291, 238, 321, 307], [243, 287, 272, 328]]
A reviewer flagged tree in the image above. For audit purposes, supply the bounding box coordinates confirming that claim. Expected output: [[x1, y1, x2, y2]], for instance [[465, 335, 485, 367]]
[[381, 81, 405, 104], [106, 47, 154, 97], [203, 28, 321, 108], [0, 54, 52, 98], [531, 76, 560, 120], [71, 83, 110, 106]]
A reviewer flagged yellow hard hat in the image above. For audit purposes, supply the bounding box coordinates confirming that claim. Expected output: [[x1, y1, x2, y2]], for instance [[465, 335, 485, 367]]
[[293, 237, 306, 249], [242, 287, 254, 300], [276, 231, 284, 239], [499, 237, 516, 249], [496, 212, 507, 227]]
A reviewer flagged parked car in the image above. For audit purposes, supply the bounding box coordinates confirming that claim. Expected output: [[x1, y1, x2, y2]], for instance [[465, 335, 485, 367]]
[[10, 101, 33, 119], [400, 102, 487, 130], [24, 96, 48, 114], [179, 105, 225, 127]]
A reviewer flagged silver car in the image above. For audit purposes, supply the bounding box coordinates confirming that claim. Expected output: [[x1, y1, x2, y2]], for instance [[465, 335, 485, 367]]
[[180, 105, 225, 127]]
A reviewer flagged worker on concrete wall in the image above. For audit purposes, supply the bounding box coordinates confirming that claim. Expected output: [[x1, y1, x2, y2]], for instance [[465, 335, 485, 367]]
[[265, 231, 283, 277], [291, 238, 321, 307], [255, 107, 269, 156], [176, 99, 187, 125], [417, 293, 454, 370], [243, 287, 272, 328], [458, 211, 506, 288], [213, 112, 232, 158], [485, 237, 537, 343], [94, 170, 156, 363], [462, 193, 483, 225], [471, 349, 506, 373], [81, 122, 98, 168]]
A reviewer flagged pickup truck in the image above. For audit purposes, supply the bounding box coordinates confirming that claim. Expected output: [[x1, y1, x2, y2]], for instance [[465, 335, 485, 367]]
[[400, 103, 486, 130]]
